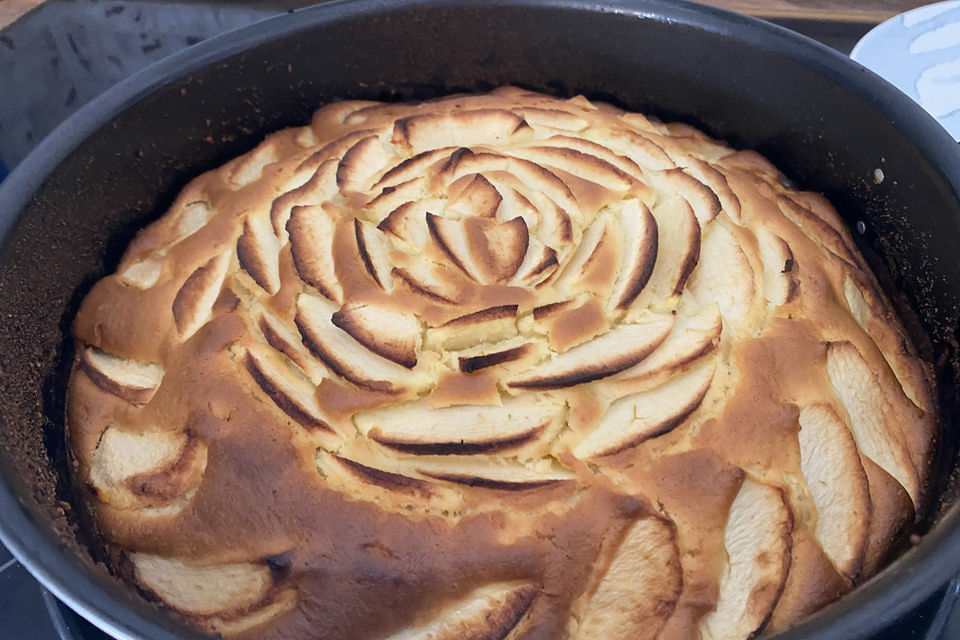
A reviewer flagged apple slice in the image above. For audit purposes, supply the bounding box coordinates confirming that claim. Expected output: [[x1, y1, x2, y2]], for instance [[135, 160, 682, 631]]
[[425, 304, 518, 351], [295, 294, 425, 394], [507, 145, 635, 192], [89, 425, 205, 509], [131, 554, 296, 635], [634, 197, 700, 306], [699, 480, 792, 640], [364, 177, 429, 222], [354, 219, 395, 291], [584, 127, 676, 171], [573, 517, 681, 640], [257, 310, 328, 384], [392, 109, 530, 153], [287, 204, 343, 303], [427, 213, 529, 284], [648, 168, 721, 226], [243, 344, 330, 431], [228, 141, 279, 187], [574, 360, 714, 458], [391, 258, 462, 305], [681, 157, 741, 221], [444, 173, 502, 218], [377, 201, 431, 248], [458, 338, 533, 373], [354, 396, 562, 455], [551, 213, 615, 296], [608, 199, 658, 310], [415, 458, 574, 491], [382, 582, 537, 640], [508, 317, 673, 390], [237, 215, 282, 294], [513, 107, 589, 131], [80, 347, 164, 405], [826, 341, 919, 506], [756, 228, 797, 307], [798, 405, 870, 582], [270, 159, 338, 243], [336, 135, 390, 193], [685, 220, 756, 325], [370, 147, 455, 192], [172, 253, 230, 340], [538, 134, 645, 182], [508, 238, 559, 288], [614, 304, 722, 389], [172, 200, 214, 242], [331, 302, 420, 368], [843, 275, 931, 411], [119, 254, 163, 290], [777, 195, 859, 267]]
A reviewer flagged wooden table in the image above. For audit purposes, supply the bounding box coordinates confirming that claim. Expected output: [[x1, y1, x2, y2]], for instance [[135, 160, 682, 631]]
[[0, 0, 940, 30]]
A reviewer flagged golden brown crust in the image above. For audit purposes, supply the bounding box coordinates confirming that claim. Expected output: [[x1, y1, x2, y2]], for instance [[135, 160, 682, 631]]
[[67, 87, 937, 639]]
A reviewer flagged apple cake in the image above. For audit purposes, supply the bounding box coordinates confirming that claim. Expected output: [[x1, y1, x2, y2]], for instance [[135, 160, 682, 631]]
[[67, 87, 938, 639]]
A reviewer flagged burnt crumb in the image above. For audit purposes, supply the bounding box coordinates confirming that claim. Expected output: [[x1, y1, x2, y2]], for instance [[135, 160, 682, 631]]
[[266, 551, 294, 572], [0, 35, 14, 50], [142, 39, 162, 54], [64, 87, 77, 107], [185, 35, 202, 46], [104, 5, 124, 16]]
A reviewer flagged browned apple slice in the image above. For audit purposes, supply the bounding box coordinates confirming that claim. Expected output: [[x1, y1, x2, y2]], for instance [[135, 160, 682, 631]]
[[257, 310, 328, 383], [354, 396, 562, 455], [538, 134, 645, 182], [427, 213, 529, 284], [574, 360, 714, 458], [391, 259, 462, 305], [608, 198, 658, 310], [681, 157, 741, 221], [270, 159, 338, 242], [507, 145, 635, 192], [243, 344, 330, 431], [458, 339, 533, 373], [699, 480, 792, 640], [331, 302, 420, 369], [89, 425, 205, 509], [573, 517, 681, 640], [777, 195, 859, 267], [843, 275, 931, 411], [392, 109, 530, 153], [287, 204, 343, 303], [584, 127, 676, 171], [354, 219, 395, 291], [381, 582, 537, 640], [447, 151, 581, 217], [425, 304, 519, 351], [295, 294, 427, 393], [295, 127, 382, 173], [370, 147, 455, 191], [826, 341, 919, 506], [613, 303, 722, 388], [798, 405, 870, 582], [685, 221, 756, 325], [635, 197, 700, 306], [756, 228, 797, 307], [508, 238, 559, 288], [131, 554, 295, 634], [513, 107, 589, 131], [364, 177, 430, 221], [119, 254, 163, 289], [415, 458, 574, 491], [551, 213, 615, 296], [508, 317, 673, 390], [494, 184, 541, 229], [648, 168, 721, 226], [336, 135, 390, 193], [80, 347, 164, 405], [377, 201, 431, 248], [173, 253, 230, 339], [237, 216, 282, 294], [444, 173, 502, 218]]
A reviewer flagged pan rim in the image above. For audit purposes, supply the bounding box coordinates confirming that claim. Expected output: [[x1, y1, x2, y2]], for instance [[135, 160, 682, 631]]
[[1, 1, 959, 639]]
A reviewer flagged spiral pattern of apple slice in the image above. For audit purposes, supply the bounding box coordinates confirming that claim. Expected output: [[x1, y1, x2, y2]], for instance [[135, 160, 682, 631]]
[[67, 88, 937, 639]]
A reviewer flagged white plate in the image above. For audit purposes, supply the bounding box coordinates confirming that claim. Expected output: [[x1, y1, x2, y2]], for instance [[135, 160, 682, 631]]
[[851, 0, 960, 140]]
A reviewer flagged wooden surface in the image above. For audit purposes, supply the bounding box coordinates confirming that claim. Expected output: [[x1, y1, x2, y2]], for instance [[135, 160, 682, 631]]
[[0, 0, 941, 31]]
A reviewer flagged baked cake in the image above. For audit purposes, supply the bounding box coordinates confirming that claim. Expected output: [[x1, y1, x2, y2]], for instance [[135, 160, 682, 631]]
[[67, 87, 938, 639]]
